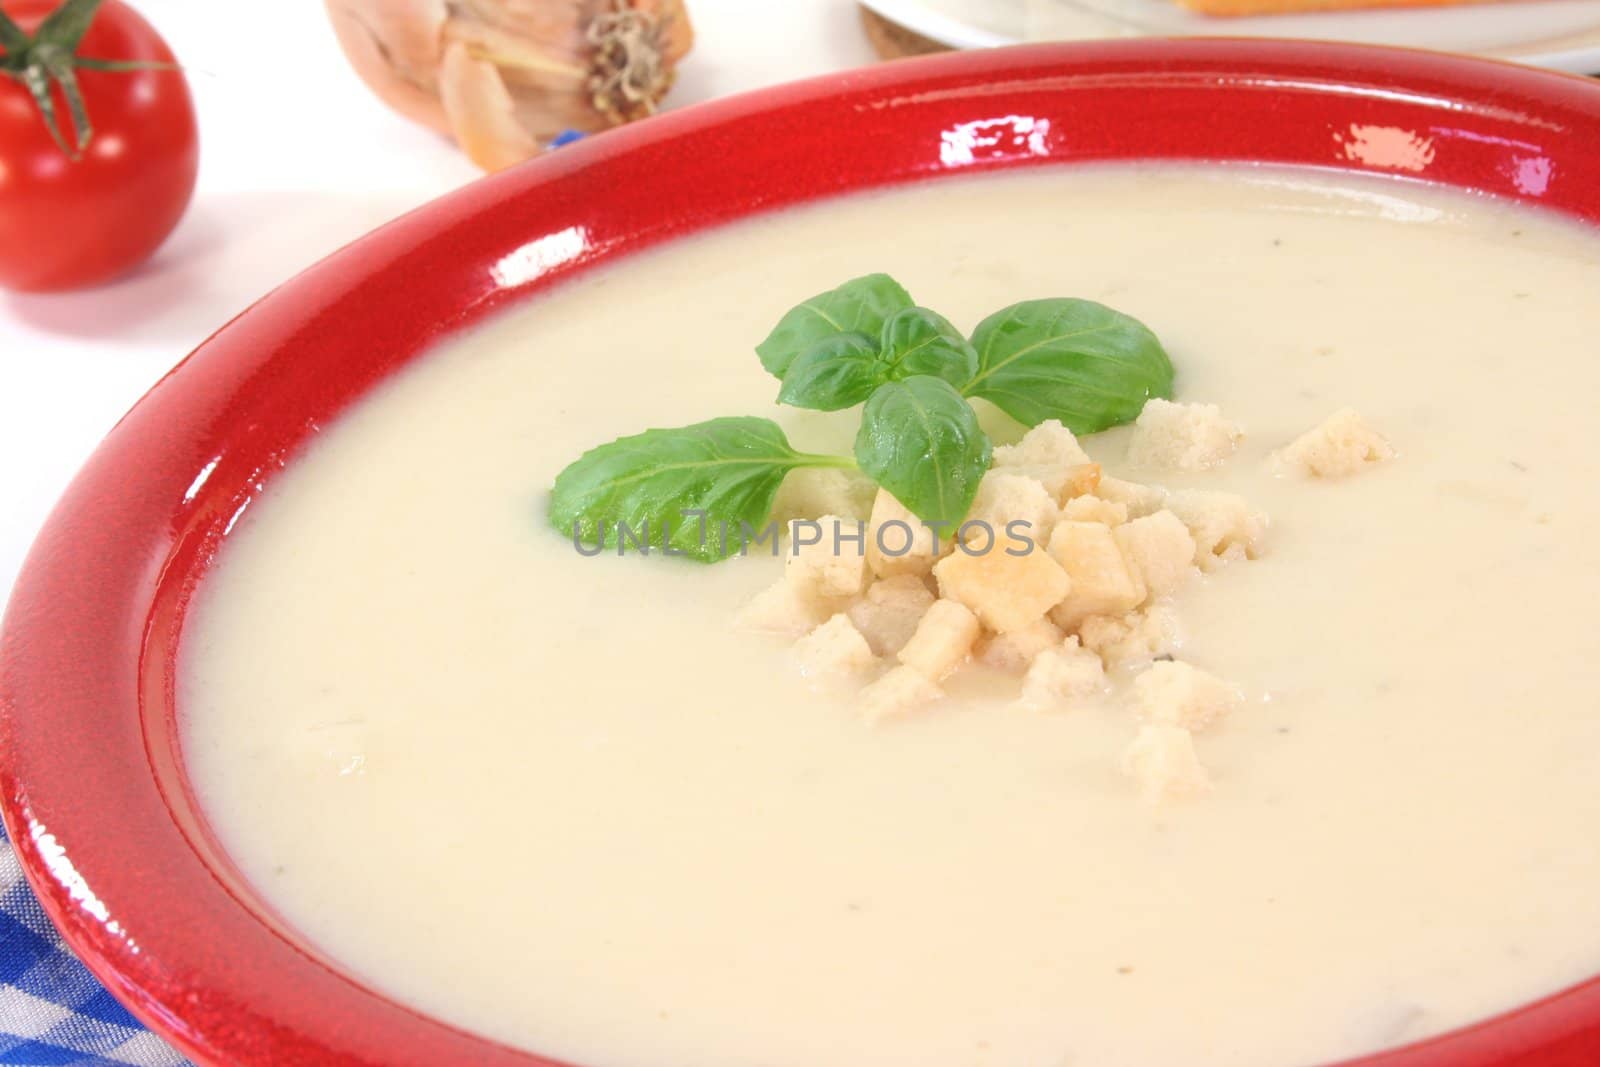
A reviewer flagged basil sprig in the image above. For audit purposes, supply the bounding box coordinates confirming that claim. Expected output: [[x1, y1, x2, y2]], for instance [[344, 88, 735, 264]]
[[964, 298, 1173, 433], [879, 306, 978, 389], [755, 273, 912, 378], [765, 276, 979, 413], [551, 417, 851, 562], [775, 332, 882, 412], [856, 377, 989, 526], [547, 273, 1175, 563], [773, 305, 980, 413]]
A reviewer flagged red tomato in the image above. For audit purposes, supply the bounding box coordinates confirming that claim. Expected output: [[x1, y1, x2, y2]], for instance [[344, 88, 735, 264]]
[[0, 0, 198, 292]]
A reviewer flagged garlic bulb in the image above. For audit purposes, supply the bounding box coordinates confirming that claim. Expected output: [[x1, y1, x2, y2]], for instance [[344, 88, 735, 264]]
[[327, 0, 694, 171]]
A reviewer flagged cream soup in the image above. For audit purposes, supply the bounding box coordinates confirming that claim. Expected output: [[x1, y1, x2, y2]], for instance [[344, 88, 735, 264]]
[[181, 166, 1600, 1067]]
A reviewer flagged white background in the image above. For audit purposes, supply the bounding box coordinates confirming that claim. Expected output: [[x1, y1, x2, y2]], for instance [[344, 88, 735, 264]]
[[0, 0, 877, 604]]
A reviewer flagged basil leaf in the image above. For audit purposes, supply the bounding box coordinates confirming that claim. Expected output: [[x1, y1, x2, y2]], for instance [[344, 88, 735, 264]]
[[776, 332, 884, 411], [549, 417, 829, 562], [880, 306, 978, 389], [855, 376, 991, 527], [964, 299, 1174, 433], [756, 273, 913, 379]]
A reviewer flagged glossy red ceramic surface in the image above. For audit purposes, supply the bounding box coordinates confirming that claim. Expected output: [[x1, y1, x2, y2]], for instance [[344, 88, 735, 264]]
[[4, 38, 1600, 1067]]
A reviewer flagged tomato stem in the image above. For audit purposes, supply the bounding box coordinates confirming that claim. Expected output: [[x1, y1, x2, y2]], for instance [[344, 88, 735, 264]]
[[0, 0, 170, 159], [35, 0, 107, 54], [0, 10, 30, 54]]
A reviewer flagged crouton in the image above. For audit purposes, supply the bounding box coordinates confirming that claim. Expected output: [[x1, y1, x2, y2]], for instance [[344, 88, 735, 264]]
[[1121, 724, 1210, 804], [1059, 494, 1128, 526], [897, 599, 982, 679], [934, 546, 1072, 634], [865, 489, 945, 579], [1097, 476, 1168, 519], [1164, 490, 1267, 571], [1131, 660, 1240, 731], [993, 418, 1092, 469], [786, 513, 869, 597], [772, 467, 878, 524], [1079, 603, 1180, 668], [791, 614, 876, 677], [1046, 520, 1146, 631], [1126, 398, 1244, 471], [976, 616, 1065, 672], [737, 579, 846, 638], [989, 461, 1098, 503], [1114, 511, 1198, 598], [1273, 408, 1395, 479], [847, 575, 936, 657], [1017, 637, 1106, 709], [992, 421, 1099, 501], [1055, 463, 1103, 502], [860, 664, 944, 724], [963, 470, 1059, 547]]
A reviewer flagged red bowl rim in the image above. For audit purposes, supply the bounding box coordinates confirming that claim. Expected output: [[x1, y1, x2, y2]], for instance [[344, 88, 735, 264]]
[[4, 37, 1600, 1067]]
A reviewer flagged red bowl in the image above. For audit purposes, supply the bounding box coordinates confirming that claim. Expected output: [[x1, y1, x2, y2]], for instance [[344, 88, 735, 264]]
[[4, 37, 1600, 1067]]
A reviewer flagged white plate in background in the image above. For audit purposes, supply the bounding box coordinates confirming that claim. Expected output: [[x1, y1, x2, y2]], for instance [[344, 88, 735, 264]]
[[858, 0, 1600, 72]]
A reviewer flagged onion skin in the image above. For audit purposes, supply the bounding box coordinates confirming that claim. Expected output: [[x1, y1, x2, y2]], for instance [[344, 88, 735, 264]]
[[326, 0, 693, 171]]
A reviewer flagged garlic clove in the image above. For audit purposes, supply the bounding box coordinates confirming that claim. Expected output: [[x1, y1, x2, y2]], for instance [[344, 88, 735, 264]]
[[439, 40, 543, 173], [325, 0, 452, 137]]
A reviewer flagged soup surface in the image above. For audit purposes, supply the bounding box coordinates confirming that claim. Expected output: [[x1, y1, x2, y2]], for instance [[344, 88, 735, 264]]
[[182, 166, 1600, 1067]]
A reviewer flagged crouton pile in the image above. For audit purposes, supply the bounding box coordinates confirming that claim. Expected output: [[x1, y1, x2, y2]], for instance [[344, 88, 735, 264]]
[[740, 401, 1392, 805]]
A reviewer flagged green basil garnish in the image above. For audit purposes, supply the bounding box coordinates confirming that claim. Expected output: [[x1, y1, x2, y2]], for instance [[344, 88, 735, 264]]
[[880, 306, 977, 389], [964, 298, 1174, 433], [775, 332, 883, 411], [549, 276, 1175, 563], [854, 376, 990, 527], [549, 417, 850, 562], [755, 273, 913, 379]]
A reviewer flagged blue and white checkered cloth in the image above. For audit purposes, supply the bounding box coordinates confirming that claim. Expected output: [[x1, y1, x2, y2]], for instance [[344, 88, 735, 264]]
[[0, 822, 188, 1067]]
